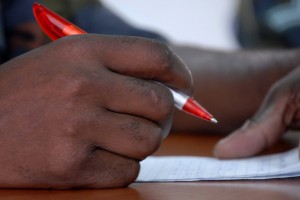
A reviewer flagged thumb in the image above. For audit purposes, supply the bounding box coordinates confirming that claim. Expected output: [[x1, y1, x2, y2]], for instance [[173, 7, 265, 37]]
[[214, 90, 291, 159]]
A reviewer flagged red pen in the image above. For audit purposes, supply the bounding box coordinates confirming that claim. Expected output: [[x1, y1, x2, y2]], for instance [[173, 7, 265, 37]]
[[33, 3, 217, 123]]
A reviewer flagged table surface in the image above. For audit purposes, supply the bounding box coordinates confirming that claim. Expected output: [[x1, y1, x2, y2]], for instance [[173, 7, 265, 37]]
[[0, 132, 299, 200]]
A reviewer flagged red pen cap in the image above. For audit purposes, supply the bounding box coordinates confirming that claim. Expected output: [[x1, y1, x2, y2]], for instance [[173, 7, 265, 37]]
[[33, 2, 86, 40]]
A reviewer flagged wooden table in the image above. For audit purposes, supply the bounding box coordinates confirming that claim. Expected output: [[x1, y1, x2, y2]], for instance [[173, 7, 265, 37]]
[[0, 132, 299, 200]]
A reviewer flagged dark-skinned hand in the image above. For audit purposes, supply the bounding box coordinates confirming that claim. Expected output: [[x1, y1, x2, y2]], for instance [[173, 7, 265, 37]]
[[0, 34, 192, 189], [215, 65, 300, 159]]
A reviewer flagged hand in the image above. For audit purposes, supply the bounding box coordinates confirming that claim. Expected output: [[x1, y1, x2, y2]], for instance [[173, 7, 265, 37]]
[[214, 65, 300, 159], [0, 34, 192, 188]]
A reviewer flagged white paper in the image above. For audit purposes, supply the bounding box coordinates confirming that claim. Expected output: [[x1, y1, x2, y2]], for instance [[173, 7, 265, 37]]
[[136, 148, 300, 182]]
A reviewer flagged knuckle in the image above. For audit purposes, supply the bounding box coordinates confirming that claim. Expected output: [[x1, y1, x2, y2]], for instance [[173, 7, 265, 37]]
[[139, 127, 162, 159], [73, 151, 140, 188], [121, 120, 162, 160], [44, 142, 87, 188], [125, 78, 174, 121], [150, 85, 174, 120], [53, 35, 100, 63], [149, 40, 175, 73], [141, 131, 162, 159], [56, 35, 90, 55], [117, 162, 140, 187], [98, 158, 140, 188], [52, 72, 92, 98]]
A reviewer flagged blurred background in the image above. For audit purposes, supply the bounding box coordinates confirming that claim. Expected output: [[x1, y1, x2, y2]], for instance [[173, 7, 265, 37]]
[[102, 0, 240, 50], [5, 0, 298, 61]]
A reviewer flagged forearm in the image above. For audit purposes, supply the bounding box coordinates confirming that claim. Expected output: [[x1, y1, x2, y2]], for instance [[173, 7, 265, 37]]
[[170, 45, 300, 133]]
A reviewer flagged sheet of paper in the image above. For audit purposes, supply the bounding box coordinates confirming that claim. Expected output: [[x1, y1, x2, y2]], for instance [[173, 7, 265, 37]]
[[136, 148, 300, 182]]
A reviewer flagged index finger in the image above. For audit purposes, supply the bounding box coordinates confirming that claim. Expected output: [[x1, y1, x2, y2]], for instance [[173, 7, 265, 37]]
[[68, 34, 193, 95]]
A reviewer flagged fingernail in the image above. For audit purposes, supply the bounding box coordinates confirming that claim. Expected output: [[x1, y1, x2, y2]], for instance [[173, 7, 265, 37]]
[[241, 120, 251, 129]]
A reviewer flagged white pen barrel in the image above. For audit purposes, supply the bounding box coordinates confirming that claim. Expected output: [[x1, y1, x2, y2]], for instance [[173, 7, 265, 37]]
[[168, 88, 188, 110]]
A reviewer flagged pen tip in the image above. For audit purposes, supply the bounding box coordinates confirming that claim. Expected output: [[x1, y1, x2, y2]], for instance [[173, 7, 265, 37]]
[[211, 118, 218, 123]]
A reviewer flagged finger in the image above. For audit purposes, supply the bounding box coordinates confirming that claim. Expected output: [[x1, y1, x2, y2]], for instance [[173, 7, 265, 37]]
[[66, 34, 193, 95], [75, 149, 139, 188], [214, 90, 289, 159], [82, 109, 169, 161], [98, 70, 174, 124]]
